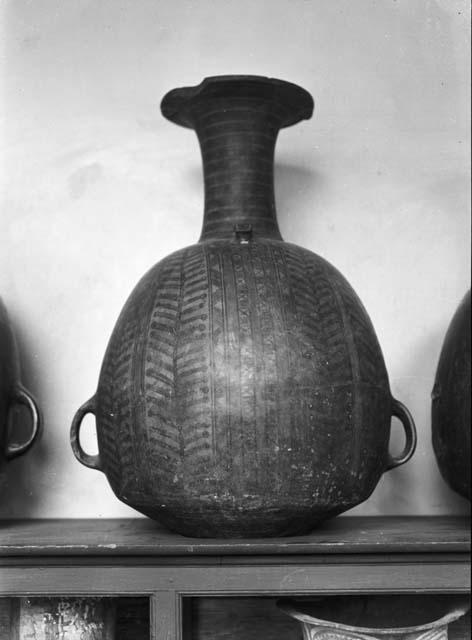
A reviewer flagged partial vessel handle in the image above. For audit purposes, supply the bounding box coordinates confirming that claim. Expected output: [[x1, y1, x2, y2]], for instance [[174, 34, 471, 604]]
[[386, 398, 417, 471], [6, 385, 42, 460], [70, 395, 102, 471]]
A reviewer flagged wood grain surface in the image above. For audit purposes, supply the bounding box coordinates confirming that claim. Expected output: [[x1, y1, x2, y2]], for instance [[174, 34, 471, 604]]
[[0, 517, 469, 639], [0, 516, 469, 558]]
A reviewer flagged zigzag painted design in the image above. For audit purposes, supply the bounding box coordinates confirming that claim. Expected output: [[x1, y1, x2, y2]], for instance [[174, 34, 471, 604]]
[[95, 236, 392, 530]]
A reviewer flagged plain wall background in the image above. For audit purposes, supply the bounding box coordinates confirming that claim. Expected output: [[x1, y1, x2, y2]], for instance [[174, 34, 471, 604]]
[[0, 0, 470, 519]]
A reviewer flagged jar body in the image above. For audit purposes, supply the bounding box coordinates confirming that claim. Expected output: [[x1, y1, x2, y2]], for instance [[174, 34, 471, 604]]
[[95, 239, 392, 536], [432, 291, 471, 500], [71, 76, 416, 536]]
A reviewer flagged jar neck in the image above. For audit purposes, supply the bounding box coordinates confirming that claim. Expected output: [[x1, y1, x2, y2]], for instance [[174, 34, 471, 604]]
[[194, 100, 282, 242], [160, 76, 314, 242]]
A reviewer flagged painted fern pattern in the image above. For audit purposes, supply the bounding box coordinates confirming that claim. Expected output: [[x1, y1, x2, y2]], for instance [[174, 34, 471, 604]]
[[173, 245, 214, 486], [98, 268, 157, 499], [94, 238, 393, 532], [70, 76, 416, 536], [142, 251, 185, 487]]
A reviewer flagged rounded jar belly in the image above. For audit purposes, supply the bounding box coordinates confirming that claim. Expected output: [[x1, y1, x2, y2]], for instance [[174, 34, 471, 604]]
[[432, 290, 471, 500], [95, 239, 392, 537], [71, 75, 416, 537]]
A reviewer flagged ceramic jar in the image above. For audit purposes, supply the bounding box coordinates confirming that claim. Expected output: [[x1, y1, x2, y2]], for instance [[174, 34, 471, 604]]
[[432, 290, 471, 499], [0, 299, 41, 490], [71, 76, 416, 537]]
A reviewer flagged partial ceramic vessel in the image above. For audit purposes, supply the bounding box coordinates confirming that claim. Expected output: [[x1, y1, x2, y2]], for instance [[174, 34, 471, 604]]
[[278, 596, 470, 640], [432, 290, 471, 500], [71, 76, 416, 537], [0, 299, 41, 488]]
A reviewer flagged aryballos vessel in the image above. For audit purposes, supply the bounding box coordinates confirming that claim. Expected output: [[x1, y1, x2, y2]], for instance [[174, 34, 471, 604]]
[[432, 290, 470, 500], [71, 76, 416, 537], [0, 298, 41, 490]]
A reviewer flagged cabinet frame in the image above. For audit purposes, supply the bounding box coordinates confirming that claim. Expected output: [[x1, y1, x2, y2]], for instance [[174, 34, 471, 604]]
[[0, 516, 470, 639]]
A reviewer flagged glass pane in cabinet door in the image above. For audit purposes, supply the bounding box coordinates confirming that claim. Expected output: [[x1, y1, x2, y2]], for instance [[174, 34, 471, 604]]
[[0, 596, 149, 639], [183, 595, 471, 640]]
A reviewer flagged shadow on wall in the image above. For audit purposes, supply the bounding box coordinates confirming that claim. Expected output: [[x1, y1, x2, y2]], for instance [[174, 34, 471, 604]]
[[275, 163, 322, 238], [0, 313, 50, 520], [184, 162, 321, 238], [381, 326, 470, 515]]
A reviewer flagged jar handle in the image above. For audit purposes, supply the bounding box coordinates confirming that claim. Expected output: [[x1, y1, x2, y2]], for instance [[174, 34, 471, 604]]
[[70, 396, 102, 471], [6, 385, 42, 460], [386, 398, 417, 471]]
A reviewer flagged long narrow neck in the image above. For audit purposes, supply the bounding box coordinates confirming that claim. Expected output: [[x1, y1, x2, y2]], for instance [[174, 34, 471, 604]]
[[194, 100, 282, 242], [161, 76, 315, 242]]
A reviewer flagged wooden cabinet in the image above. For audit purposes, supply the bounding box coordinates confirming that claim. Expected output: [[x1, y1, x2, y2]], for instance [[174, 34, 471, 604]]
[[0, 516, 470, 639]]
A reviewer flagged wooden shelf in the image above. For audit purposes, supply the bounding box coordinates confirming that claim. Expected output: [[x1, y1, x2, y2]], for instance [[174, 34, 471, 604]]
[[0, 516, 470, 639], [0, 515, 470, 558]]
